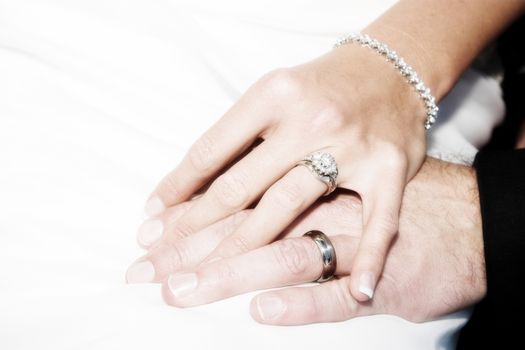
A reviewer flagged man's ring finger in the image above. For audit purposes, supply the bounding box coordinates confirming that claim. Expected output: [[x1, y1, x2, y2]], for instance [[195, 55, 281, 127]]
[[303, 230, 337, 282]]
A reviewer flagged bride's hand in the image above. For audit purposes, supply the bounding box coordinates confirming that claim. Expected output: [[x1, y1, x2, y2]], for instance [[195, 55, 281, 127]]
[[130, 43, 427, 300], [159, 158, 486, 325]]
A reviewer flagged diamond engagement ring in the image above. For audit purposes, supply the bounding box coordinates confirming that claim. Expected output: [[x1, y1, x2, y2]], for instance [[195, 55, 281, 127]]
[[297, 151, 338, 195], [303, 230, 337, 282]]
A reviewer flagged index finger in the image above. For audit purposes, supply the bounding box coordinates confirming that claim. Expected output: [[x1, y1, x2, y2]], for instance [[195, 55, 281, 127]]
[[145, 95, 270, 216]]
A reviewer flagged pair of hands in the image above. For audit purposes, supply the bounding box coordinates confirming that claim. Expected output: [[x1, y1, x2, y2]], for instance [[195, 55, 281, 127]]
[[129, 157, 485, 325], [129, 43, 426, 298], [126, 44, 485, 324]]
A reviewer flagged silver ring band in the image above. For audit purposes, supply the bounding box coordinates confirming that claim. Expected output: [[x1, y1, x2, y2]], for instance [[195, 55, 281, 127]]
[[296, 152, 338, 196], [303, 230, 337, 282]]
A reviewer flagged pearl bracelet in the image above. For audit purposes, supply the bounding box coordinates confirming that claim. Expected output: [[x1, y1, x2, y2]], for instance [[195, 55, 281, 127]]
[[334, 33, 438, 130]]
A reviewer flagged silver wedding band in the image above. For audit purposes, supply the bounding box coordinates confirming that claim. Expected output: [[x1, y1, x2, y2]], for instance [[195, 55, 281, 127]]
[[296, 151, 338, 196], [303, 230, 337, 282]]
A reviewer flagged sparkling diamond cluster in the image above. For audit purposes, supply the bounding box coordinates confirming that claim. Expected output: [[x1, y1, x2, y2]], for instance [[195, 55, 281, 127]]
[[306, 152, 338, 179], [334, 33, 439, 130]]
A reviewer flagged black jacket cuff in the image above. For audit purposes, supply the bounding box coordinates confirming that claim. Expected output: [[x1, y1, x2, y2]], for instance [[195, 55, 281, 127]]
[[457, 149, 525, 348]]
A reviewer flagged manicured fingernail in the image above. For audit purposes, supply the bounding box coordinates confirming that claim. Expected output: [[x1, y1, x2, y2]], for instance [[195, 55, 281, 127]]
[[137, 219, 164, 247], [256, 295, 286, 321], [168, 273, 198, 299], [359, 272, 376, 300], [144, 195, 165, 217], [126, 260, 155, 283]]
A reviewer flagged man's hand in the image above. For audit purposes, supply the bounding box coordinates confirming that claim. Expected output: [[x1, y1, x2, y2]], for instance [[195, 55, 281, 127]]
[[158, 158, 486, 324]]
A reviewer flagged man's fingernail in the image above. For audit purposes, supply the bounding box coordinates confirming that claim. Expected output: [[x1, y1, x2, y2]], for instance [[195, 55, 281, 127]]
[[168, 273, 198, 299], [126, 260, 155, 283], [256, 295, 286, 321], [358, 272, 376, 300], [137, 219, 164, 247], [144, 195, 165, 217]]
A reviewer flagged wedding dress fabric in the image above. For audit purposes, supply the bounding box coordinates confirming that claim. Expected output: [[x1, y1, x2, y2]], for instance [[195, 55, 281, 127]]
[[0, 1, 504, 349]]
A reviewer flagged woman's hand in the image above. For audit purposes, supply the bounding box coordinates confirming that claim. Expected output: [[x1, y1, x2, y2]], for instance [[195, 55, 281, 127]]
[[130, 43, 427, 300], [158, 158, 486, 325]]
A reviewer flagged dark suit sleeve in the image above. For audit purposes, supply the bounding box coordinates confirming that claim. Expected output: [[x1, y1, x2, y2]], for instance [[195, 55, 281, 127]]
[[457, 149, 525, 349]]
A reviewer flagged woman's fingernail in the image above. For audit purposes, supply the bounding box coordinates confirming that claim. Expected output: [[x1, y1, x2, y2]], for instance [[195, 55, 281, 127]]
[[168, 273, 198, 299], [358, 272, 376, 300], [256, 295, 286, 321], [126, 260, 155, 283], [144, 195, 165, 217], [137, 219, 164, 247]]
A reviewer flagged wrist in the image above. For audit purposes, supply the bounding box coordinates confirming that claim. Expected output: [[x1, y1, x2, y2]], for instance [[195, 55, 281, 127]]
[[328, 42, 428, 130], [334, 33, 439, 129], [404, 157, 487, 305], [362, 24, 454, 102]]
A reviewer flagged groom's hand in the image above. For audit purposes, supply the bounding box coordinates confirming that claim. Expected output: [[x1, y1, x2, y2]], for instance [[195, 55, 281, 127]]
[[159, 157, 487, 324]]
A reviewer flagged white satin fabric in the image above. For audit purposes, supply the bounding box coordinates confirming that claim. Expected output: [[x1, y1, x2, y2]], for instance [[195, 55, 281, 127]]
[[0, 1, 504, 349]]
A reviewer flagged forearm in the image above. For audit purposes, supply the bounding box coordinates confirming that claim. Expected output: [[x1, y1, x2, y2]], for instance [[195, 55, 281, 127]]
[[364, 0, 525, 100]]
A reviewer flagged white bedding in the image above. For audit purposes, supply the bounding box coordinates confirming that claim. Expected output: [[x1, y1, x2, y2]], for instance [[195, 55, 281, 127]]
[[0, 1, 504, 349]]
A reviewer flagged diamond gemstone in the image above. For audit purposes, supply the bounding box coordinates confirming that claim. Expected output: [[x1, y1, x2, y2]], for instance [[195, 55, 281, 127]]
[[415, 82, 425, 92], [308, 152, 338, 177], [386, 51, 398, 61]]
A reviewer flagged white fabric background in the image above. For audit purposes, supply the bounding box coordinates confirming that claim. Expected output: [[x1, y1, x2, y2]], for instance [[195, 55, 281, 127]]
[[0, 1, 504, 349]]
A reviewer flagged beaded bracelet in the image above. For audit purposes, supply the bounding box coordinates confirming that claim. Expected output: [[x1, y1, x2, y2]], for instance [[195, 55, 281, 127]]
[[334, 33, 438, 130]]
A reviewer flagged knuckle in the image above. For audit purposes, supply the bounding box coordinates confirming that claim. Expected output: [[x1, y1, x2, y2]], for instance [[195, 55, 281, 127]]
[[213, 260, 239, 292], [232, 210, 251, 226], [319, 198, 363, 234], [187, 135, 216, 173], [228, 234, 252, 254], [259, 68, 303, 99], [162, 173, 185, 199], [268, 180, 305, 213], [380, 143, 408, 170], [272, 239, 313, 276], [202, 260, 239, 297], [164, 241, 191, 271], [211, 171, 250, 209], [169, 221, 195, 240], [220, 211, 250, 237], [309, 103, 346, 132]]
